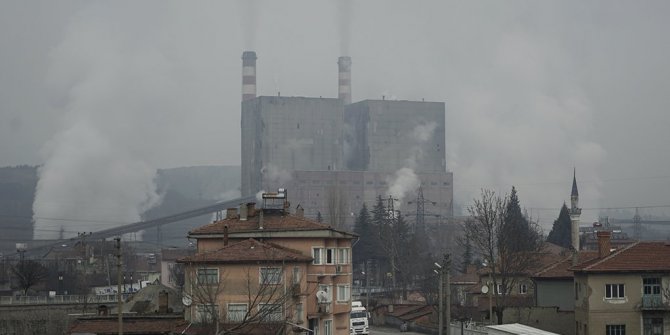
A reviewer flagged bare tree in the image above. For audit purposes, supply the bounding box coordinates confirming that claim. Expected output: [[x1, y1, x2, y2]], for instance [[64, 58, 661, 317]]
[[168, 263, 186, 290], [11, 259, 48, 295], [462, 189, 544, 324], [184, 254, 301, 334]]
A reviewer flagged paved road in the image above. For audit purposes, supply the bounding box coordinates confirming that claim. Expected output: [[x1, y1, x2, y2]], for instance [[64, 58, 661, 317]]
[[370, 326, 425, 335]]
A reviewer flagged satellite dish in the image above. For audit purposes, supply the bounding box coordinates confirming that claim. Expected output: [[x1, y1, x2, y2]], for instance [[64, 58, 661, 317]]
[[182, 294, 192, 306], [316, 290, 330, 303], [481, 285, 489, 294]]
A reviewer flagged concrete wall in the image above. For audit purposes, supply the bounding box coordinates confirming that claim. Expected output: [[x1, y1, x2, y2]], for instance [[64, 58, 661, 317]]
[[345, 100, 446, 173], [502, 306, 575, 335], [535, 279, 574, 311], [288, 170, 453, 227], [241, 96, 344, 197]]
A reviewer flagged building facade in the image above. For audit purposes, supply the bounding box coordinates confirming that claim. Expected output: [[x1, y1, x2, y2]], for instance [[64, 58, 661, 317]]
[[573, 232, 670, 335], [180, 199, 356, 335]]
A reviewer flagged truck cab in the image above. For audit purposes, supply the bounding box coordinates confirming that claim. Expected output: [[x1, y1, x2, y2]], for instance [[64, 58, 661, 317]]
[[350, 301, 370, 335]]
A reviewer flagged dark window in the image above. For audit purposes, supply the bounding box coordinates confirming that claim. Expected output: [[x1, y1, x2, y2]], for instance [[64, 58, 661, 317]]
[[643, 278, 661, 295], [606, 324, 625, 335], [605, 284, 625, 299]]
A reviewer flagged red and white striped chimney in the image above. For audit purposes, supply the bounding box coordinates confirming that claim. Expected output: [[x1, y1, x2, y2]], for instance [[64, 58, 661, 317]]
[[242, 51, 257, 101], [338, 56, 352, 104]]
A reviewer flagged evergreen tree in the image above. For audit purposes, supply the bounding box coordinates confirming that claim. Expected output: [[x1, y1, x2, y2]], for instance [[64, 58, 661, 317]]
[[353, 203, 375, 264], [546, 203, 572, 248], [500, 186, 540, 253]]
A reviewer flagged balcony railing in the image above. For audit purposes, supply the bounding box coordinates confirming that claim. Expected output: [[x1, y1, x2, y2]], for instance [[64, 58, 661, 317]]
[[641, 295, 667, 310]]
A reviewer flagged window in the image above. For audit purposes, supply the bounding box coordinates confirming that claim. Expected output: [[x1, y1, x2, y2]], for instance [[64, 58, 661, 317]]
[[313, 248, 323, 265], [643, 318, 663, 335], [519, 283, 528, 295], [197, 268, 219, 284], [324, 319, 333, 335], [260, 267, 282, 285], [605, 284, 625, 299], [337, 248, 349, 264], [643, 278, 661, 295], [606, 324, 625, 335], [292, 267, 301, 284], [227, 304, 248, 322], [259, 303, 283, 321], [337, 285, 350, 302], [496, 284, 504, 295], [196, 304, 219, 323], [326, 248, 335, 264]]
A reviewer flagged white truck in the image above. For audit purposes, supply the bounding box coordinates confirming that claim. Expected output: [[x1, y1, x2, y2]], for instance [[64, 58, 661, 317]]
[[350, 301, 370, 335]]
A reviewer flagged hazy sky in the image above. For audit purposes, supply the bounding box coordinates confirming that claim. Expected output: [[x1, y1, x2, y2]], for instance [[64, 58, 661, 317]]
[[1, 1, 669, 234]]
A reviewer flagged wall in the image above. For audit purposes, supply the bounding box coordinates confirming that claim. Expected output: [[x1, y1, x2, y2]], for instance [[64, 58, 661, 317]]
[[502, 306, 575, 335], [241, 96, 345, 197], [535, 279, 574, 311], [0, 302, 101, 335]]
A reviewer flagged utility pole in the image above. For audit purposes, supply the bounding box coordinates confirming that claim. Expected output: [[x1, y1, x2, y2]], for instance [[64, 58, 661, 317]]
[[115, 237, 123, 335], [436, 253, 451, 335]]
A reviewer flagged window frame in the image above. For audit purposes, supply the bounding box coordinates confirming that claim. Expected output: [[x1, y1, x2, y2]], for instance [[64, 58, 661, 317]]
[[324, 319, 333, 335], [259, 267, 283, 285], [337, 248, 350, 264], [196, 268, 219, 285], [606, 324, 626, 335], [312, 247, 323, 265], [325, 248, 336, 265], [519, 283, 528, 295], [258, 303, 283, 322], [227, 303, 248, 322], [196, 304, 219, 323], [605, 284, 625, 299], [337, 284, 351, 303], [643, 277, 661, 296]]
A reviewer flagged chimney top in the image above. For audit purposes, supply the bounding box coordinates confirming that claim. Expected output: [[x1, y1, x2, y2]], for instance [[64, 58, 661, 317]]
[[242, 51, 257, 60], [597, 230, 612, 258]]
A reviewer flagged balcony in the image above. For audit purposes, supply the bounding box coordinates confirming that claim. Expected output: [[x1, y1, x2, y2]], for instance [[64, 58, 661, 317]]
[[641, 295, 668, 310]]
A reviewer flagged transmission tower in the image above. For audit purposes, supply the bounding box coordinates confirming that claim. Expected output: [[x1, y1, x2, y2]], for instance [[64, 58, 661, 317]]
[[633, 207, 642, 240], [406, 186, 440, 234]]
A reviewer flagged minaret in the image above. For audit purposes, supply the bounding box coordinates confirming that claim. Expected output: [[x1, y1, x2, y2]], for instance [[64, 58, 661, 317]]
[[570, 168, 582, 253]]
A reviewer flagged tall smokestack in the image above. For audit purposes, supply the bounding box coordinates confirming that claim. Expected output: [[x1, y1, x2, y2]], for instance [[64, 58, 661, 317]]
[[338, 56, 352, 104], [242, 51, 257, 101]]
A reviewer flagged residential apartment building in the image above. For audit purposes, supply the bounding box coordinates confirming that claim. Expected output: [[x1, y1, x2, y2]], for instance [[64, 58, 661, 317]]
[[573, 231, 670, 335], [179, 194, 356, 335]]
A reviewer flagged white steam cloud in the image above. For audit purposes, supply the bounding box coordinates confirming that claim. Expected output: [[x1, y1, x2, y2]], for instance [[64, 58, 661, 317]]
[[33, 3, 225, 239], [386, 121, 438, 204]]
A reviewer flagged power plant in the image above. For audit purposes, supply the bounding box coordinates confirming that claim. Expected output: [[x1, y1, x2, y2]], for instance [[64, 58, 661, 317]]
[[241, 51, 453, 227]]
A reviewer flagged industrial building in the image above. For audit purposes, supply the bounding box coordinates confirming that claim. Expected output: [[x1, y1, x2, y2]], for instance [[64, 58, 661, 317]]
[[240, 52, 453, 227]]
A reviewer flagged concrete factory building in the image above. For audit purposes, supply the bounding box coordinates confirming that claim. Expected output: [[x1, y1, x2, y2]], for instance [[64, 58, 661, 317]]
[[240, 52, 453, 226]]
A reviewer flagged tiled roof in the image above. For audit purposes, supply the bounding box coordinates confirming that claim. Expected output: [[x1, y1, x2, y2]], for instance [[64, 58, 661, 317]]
[[189, 212, 354, 236], [573, 241, 670, 273], [533, 251, 599, 279], [68, 316, 188, 334], [177, 238, 312, 264], [161, 248, 195, 261]]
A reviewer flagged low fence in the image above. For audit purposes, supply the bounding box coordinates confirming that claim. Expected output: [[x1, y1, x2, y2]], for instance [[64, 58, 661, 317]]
[[0, 293, 130, 305]]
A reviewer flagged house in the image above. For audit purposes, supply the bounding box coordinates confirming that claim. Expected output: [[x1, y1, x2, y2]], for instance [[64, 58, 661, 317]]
[[572, 231, 670, 335], [160, 248, 194, 289], [179, 191, 357, 335]]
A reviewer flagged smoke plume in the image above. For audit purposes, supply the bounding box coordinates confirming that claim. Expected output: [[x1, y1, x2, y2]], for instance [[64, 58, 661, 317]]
[[337, 0, 353, 55], [386, 121, 438, 204]]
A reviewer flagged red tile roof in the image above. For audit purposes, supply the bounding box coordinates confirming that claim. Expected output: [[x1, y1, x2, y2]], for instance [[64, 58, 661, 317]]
[[68, 316, 188, 334], [572, 241, 670, 273], [533, 251, 599, 279], [189, 212, 354, 236], [177, 238, 312, 264]]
